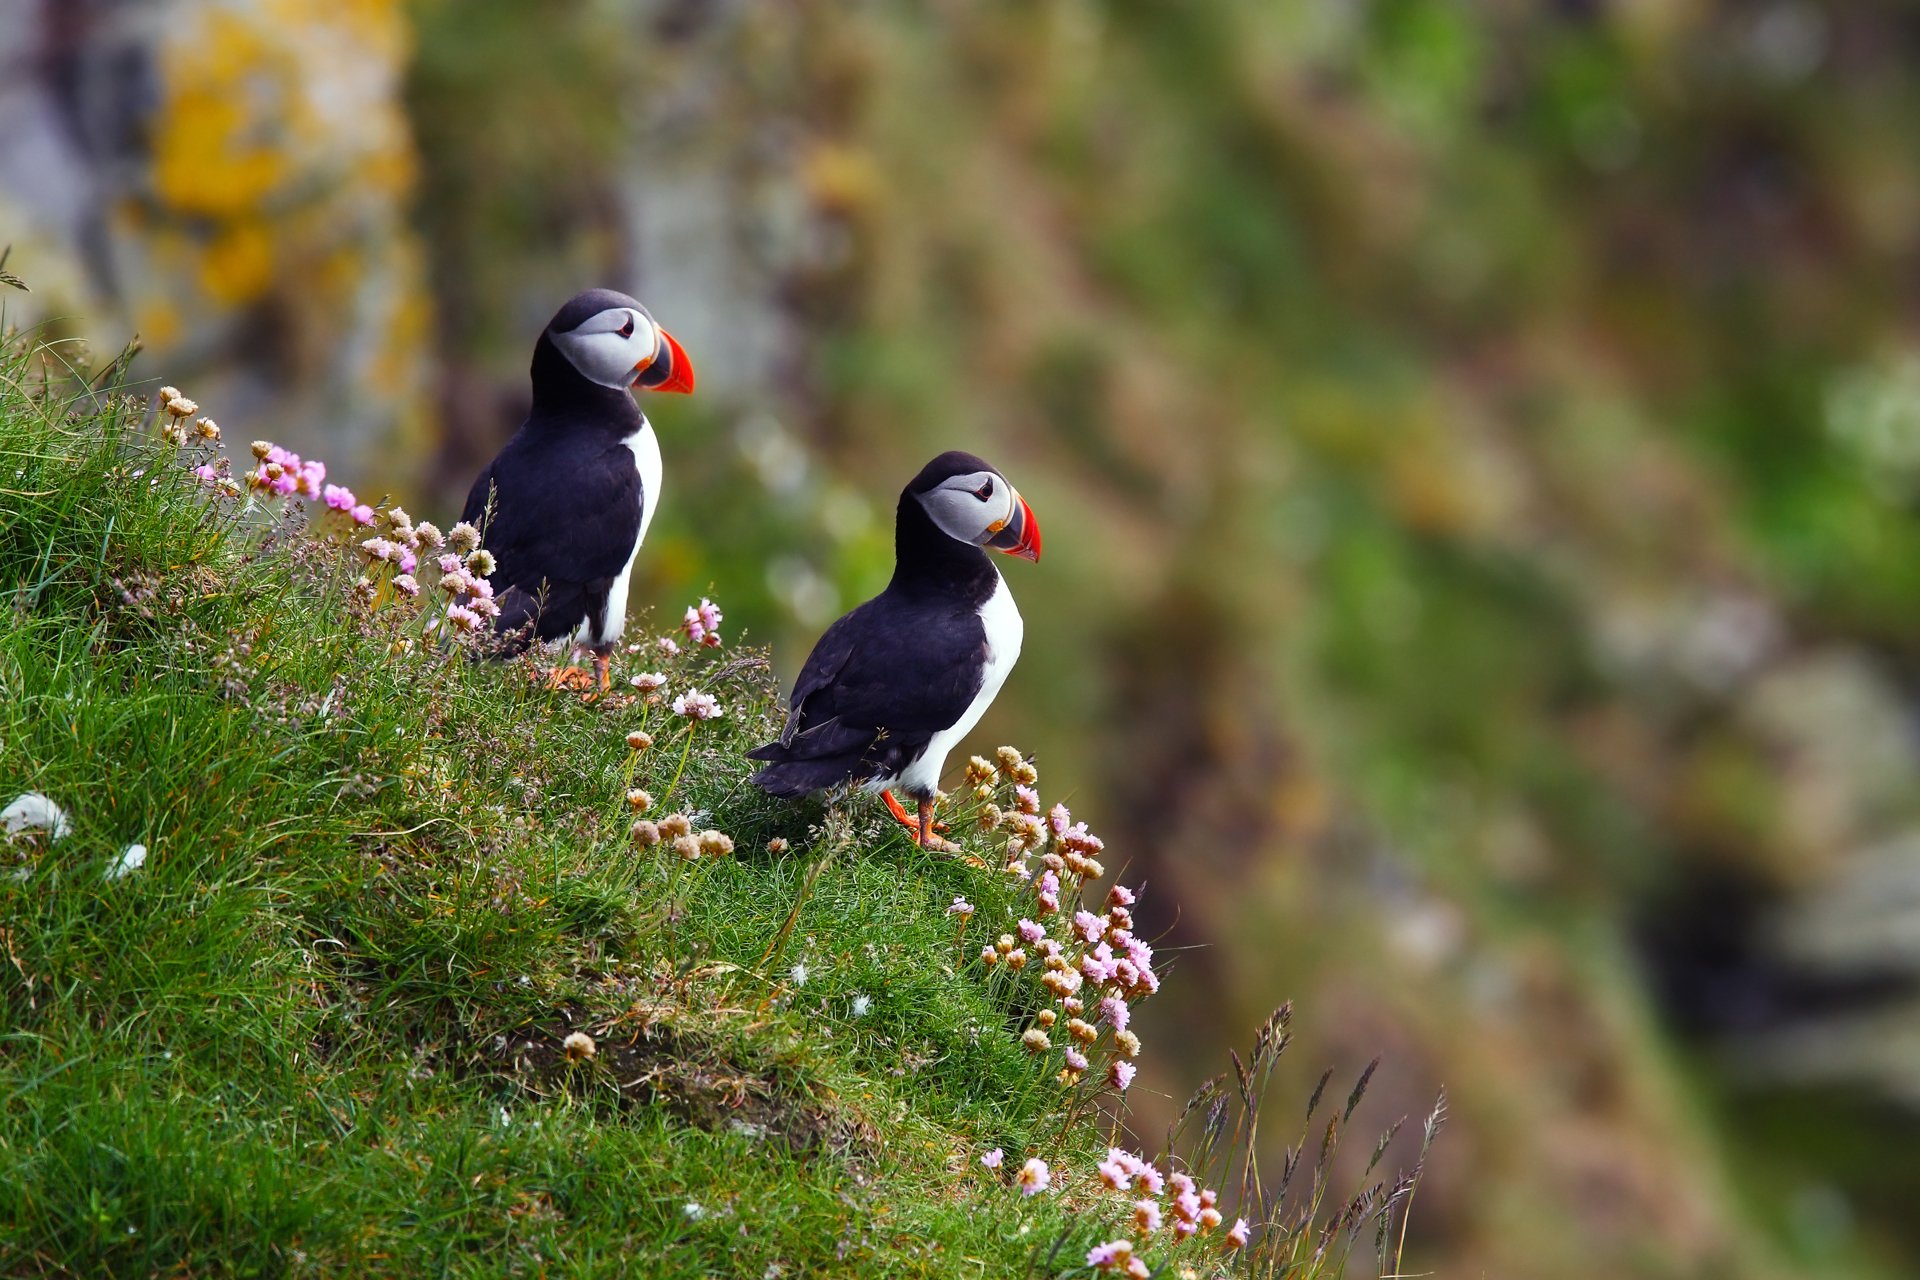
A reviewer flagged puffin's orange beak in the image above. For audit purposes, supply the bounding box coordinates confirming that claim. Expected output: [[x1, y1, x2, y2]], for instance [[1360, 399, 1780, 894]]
[[987, 491, 1041, 562], [637, 326, 695, 394]]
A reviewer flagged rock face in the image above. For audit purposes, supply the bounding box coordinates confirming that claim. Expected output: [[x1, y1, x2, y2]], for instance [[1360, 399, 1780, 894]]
[[0, 0, 430, 487]]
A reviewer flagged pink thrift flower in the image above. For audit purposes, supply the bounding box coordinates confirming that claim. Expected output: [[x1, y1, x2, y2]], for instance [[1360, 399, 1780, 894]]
[[1110, 1060, 1136, 1091], [297, 461, 326, 499], [681, 597, 724, 645], [658, 635, 680, 657], [1014, 784, 1040, 814], [1073, 910, 1105, 945], [1172, 1218, 1198, 1240], [948, 897, 975, 919], [1097, 1153, 1131, 1191], [1132, 1199, 1161, 1234], [1016, 1157, 1050, 1196], [1036, 869, 1060, 915], [1100, 994, 1130, 1031], [193, 463, 217, 483], [351, 504, 375, 526], [324, 484, 355, 511], [445, 604, 484, 633], [1063, 1047, 1089, 1072], [980, 1147, 1003, 1170], [436, 553, 462, 575], [1016, 918, 1045, 945], [673, 690, 723, 720], [392, 574, 420, 597], [1134, 1162, 1164, 1196], [1170, 1172, 1196, 1199], [1062, 821, 1105, 853], [1227, 1218, 1251, 1248], [1048, 802, 1071, 836], [398, 550, 417, 575], [1108, 883, 1136, 908], [1086, 1241, 1133, 1270]]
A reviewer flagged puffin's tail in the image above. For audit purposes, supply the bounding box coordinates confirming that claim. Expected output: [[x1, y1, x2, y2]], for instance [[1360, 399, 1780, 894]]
[[746, 741, 868, 799]]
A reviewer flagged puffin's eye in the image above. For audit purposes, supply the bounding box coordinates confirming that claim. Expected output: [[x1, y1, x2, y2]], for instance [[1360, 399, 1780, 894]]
[[616, 317, 636, 340], [973, 479, 994, 502]]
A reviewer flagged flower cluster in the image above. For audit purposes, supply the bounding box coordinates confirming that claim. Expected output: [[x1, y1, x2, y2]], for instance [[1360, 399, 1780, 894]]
[[971, 749, 1155, 1094], [1082, 1152, 1242, 1271], [681, 597, 723, 647], [629, 811, 735, 862], [153, 385, 217, 447], [246, 442, 328, 502]]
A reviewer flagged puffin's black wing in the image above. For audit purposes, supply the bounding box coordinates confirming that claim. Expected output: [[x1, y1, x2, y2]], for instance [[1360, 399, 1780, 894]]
[[461, 430, 643, 645], [747, 594, 986, 797]]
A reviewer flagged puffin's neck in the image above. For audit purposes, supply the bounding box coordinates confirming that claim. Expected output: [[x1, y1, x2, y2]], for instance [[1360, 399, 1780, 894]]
[[529, 332, 646, 430], [889, 492, 998, 602]]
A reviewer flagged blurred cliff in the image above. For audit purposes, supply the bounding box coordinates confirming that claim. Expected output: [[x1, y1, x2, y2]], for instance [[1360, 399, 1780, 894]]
[[8, 1, 1920, 1276]]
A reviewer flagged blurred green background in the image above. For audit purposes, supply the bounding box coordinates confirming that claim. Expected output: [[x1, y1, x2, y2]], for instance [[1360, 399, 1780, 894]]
[[9, 1, 1920, 1275]]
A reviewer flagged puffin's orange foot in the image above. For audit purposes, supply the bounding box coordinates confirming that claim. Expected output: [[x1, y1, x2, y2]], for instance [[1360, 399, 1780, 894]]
[[916, 797, 960, 853], [537, 666, 597, 692], [882, 790, 948, 835]]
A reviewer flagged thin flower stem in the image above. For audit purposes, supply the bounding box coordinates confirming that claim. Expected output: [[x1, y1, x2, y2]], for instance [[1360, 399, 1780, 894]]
[[656, 721, 697, 806]]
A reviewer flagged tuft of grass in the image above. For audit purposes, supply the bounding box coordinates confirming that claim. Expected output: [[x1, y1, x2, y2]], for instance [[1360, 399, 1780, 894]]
[[0, 326, 1432, 1277]]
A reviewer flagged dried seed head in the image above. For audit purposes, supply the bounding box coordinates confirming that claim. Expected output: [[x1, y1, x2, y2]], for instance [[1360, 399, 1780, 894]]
[[625, 730, 653, 752], [767, 836, 790, 854], [629, 820, 661, 847], [164, 396, 197, 417], [1036, 1008, 1057, 1028], [250, 439, 272, 459], [194, 417, 220, 440], [1014, 762, 1038, 786], [696, 830, 734, 857], [995, 745, 1024, 776], [1005, 950, 1028, 972], [1021, 1028, 1051, 1053], [1114, 1029, 1142, 1058], [996, 934, 1015, 955], [465, 548, 497, 577], [563, 1031, 596, 1062], [658, 813, 692, 840], [671, 834, 702, 861], [1067, 1017, 1098, 1044], [626, 789, 653, 812]]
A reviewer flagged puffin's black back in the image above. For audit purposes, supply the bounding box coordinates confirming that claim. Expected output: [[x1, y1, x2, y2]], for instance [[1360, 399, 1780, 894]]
[[459, 289, 650, 651], [747, 454, 1004, 798]]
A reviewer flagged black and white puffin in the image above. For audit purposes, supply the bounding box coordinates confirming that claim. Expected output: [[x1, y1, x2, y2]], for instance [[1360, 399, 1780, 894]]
[[748, 450, 1042, 849], [460, 288, 695, 689]]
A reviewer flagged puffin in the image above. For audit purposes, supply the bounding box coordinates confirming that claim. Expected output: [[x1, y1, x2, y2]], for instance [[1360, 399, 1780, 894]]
[[460, 288, 694, 690], [748, 450, 1041, 850]]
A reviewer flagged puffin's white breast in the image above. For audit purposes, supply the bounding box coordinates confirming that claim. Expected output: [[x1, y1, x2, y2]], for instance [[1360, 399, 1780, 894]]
[[889, 568, 1023, 797], [578, 418, 660, 648]]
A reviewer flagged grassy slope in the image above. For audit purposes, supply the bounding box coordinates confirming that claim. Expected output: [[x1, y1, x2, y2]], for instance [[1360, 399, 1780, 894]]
[[0, 335, 1391, 1277]]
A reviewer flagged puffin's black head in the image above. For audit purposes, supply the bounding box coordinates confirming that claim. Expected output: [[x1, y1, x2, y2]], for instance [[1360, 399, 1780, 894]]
[[541, 288, 695, 396], [905, 450, 1041, 562]]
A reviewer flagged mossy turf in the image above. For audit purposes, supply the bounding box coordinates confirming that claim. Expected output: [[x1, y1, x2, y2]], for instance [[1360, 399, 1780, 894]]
[[0, 341, 1118, 1277]]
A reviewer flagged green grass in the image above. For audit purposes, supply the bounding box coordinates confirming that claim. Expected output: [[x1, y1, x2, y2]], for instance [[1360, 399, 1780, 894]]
[[0, 330, 1421, 1277]]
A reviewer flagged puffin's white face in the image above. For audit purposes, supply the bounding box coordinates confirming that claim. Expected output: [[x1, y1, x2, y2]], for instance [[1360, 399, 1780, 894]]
[[551, 307, 661, 390], [916, 469, 1041, 561]]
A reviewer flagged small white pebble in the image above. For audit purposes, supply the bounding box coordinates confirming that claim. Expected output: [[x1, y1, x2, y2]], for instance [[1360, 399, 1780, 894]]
[[105, 843, 147, 881], [2, 793, 71, 840]]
